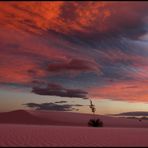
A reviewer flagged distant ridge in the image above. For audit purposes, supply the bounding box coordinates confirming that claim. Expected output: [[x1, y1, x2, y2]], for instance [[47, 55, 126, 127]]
[[111, 111, 148, 116]]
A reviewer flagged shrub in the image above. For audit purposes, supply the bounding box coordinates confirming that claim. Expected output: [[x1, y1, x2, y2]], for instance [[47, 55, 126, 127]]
[[88, 99, 104, 127], [88, 118, 103, 127]]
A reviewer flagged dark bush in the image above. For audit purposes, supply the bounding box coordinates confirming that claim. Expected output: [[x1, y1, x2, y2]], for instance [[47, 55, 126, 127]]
[[88, 118, 103, 127]]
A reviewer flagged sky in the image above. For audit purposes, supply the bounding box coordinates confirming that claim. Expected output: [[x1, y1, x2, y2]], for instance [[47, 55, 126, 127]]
[[0, 1, 148, 115]]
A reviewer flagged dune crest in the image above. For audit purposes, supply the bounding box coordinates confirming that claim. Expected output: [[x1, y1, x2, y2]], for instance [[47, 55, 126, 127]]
[[0, 110, 148, 127]]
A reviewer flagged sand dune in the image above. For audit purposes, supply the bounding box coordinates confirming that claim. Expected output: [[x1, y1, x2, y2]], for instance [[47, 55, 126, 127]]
[[0, 110, 148, 146], [0, 110, 148, 127], [0, 110, 54, 125], [30, 110, 148, 127]]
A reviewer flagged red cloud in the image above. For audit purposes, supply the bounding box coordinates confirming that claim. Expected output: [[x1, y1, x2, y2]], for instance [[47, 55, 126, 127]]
[[0, 2, 147, 37], [0, 28, 100, 85], [0, 53, 46, 84]]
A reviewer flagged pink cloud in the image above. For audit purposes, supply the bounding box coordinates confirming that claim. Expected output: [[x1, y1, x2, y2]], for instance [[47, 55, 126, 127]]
[[88, 81, 148, 103]]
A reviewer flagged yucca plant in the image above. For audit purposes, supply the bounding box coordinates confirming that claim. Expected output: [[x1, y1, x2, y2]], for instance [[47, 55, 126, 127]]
[[88, 99, 103, 127], [88, 118, 103, 127]]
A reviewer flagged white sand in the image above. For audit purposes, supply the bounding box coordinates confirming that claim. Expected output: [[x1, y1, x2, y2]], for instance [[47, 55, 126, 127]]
[[0, 110, 148, 146], [0, 124, 148, 147]]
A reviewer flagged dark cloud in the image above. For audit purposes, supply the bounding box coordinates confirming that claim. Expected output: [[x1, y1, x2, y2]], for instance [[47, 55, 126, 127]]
[[47, 58, 100, 74], [74, 104, 83, 107], [24, 102, 83, 111], [113, 112, 148, 117], [55, 101, 67, 104], [32, 83, 88, 99]]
